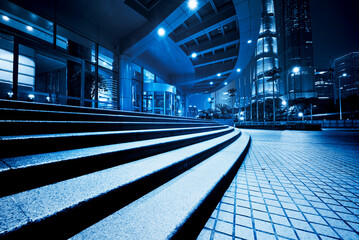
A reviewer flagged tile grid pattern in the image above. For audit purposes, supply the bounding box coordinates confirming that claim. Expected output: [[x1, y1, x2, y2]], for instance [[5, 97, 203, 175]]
[[197, 130, 359, 240]]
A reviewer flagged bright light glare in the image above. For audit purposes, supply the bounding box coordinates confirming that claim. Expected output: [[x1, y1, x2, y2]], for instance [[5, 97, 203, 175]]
[[188, 0, 198, 10], [292, 66, 300, 73], [157, 27, 165, 36], [191, 53, 197, 58], [247, 40, 252, 44], [224, 82, 228, 85], [237, 68, 241, 72], [2, 16, 9, 21], [210, 81, 213, 85], [178, 110, 182, 114], [217, 73, 221, 77], [26, 26, 33, 31], [298, 112, 303, 117], [342, 73, 347, 77], [28, 94, 35, 99], [282, 100, 287, 106], [208, 97, 212, 102]]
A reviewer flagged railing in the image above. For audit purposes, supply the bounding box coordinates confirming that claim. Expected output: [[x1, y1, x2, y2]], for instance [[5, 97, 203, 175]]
[[237, 120, 359, 129], [312, 119, 359, 128]]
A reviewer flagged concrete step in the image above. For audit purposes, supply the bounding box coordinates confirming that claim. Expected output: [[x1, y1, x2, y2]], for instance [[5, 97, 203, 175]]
[[0, 127, 233, 197], [0, 99, 205, 122], [0, 130, 244, 239], [0, 120, 220, 136], [0, 125, 228, 158], [70, 132, 251, 240], [0, 108, 211, 123]]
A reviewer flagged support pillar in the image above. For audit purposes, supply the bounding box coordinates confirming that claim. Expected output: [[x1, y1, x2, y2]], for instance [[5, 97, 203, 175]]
[[119, 55, 132, 111]]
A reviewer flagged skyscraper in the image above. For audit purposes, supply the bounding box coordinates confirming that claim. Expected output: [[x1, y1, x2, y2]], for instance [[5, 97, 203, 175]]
[[251, 0, 279, 102], [275, 0, 316, 101]]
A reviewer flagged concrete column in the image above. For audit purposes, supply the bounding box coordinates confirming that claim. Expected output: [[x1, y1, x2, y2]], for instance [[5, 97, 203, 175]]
[[119, 55, 132, 111]]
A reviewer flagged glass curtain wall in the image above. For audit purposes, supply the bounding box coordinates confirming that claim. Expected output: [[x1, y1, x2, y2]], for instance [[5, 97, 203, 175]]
[[0, 5, 119, 109], [252, 0, 279, 121], [132, 63, 142, 112]]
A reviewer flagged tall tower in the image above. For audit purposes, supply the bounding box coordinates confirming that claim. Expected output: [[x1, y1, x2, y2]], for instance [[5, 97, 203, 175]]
[[251, 0, 279, 104], [275, 0, 316, 101]]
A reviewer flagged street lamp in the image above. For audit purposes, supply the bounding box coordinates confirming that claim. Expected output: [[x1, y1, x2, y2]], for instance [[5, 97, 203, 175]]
[[298, 112, 304, 121], [339, 73, 347, 120]]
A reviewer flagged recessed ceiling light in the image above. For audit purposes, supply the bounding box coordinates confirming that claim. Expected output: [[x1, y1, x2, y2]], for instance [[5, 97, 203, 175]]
[[217, 73, 221, 77], [247, 39, 252, 44], [210, 81, 213, 85], [237, 68, 241, 72], [157, 27, 165, 37], [26, 26, 33, 31], [191, 53, 197, 58], [188, 0, 198, 10], [2, 16, 9, 21], [224, 82, 228, 85]]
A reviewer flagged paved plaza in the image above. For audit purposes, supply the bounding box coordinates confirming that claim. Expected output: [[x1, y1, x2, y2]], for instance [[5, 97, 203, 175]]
[[198, 129, 359, 240]]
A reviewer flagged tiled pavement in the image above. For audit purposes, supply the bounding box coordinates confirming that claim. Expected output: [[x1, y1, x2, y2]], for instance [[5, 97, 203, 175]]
[[198, 129, 359, 240]]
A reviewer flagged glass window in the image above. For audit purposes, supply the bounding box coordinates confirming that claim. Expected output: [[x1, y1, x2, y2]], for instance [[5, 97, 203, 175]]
[[156, 76, 165, 83], [57, 25, 95, 62], [132, 63, 142, 80], [154, 91, 164, 114], [0, 32, 14, 100], [132, 79, 142, 112], [98, 46, 114, 71], [17, 44, 35, 101], [144, 69, 154, 83], [98, 67, 118, 109], [143, 91, 153, 113]]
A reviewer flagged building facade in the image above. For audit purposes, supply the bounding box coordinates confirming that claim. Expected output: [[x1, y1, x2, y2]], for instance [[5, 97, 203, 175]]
[[251, 0, 279, 103], [314, 69, 334, 100], [0, 1, 182, 116], [275, 0, 316, 101], [333, 52, 359, 101]]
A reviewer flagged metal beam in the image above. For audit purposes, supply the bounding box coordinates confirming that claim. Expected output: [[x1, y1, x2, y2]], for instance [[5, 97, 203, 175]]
[[194, 56, 238, 68], [209, 0, 218, 14]]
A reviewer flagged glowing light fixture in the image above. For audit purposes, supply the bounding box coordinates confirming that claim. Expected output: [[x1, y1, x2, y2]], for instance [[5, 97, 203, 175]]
[[224, 82, 228, 85], [188, 0, 198, 10], [2, 16, 9, 21], [342, 73, 347, 77], [191, 53, 197, 58], [282, 100, 287, 106], [217, 73, 221, 77], [26, 26, 33, 31], [237, 68, 241, 72], [298, 112, 303, 117], [28, 94, 35, 101], [157, 27, 165, 37], [292, 66, 300, 73], [208, 97, 212, 102], [210, 81, 213, 85], [247, 40, 252, 44]]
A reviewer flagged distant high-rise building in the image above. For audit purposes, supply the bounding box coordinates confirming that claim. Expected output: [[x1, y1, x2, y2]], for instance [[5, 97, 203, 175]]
[[334, 52, 359, 101], [275, 0, 316, 101], [251, 0, 279, 101], [314, 69, 334, 100]]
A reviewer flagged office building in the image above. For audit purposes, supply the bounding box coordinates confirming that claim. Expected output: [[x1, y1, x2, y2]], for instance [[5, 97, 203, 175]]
[[334, 52, 359, 101], [314, 69, 334, 100], [275, 0, 316, 101]]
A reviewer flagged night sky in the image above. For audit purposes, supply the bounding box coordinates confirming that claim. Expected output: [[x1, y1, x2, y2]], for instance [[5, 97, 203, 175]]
[[310, 0, 359, 68]]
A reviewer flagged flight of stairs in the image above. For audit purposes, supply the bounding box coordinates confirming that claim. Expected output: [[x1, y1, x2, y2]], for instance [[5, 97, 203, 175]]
[[0, 100, 251, 239]]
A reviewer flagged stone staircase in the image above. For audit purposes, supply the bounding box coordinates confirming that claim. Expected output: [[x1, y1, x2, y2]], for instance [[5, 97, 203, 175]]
[[0, 100, 251, 240]]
